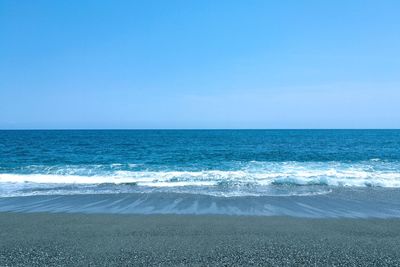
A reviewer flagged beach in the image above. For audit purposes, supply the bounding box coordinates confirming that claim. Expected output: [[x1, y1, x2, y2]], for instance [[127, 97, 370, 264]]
[[1, 130, 400, 265], [2, 0, 400, 263], [1, 212, 399, 266]]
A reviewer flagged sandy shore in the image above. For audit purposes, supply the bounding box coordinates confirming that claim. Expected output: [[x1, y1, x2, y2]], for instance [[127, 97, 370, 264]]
[[0, 213, 399, 266]]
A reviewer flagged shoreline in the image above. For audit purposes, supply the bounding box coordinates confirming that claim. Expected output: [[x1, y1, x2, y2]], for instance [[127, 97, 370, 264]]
[[1, 212, 399, 266], [1, 188, 399, 218]]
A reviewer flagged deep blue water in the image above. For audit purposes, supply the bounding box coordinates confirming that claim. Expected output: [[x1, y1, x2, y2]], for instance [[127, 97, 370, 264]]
[[2, 130, 400, 168], [1, 130, 400, 217]]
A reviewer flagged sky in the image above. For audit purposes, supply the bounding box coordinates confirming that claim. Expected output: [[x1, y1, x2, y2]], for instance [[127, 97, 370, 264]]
[[1, 0, 400, 129]]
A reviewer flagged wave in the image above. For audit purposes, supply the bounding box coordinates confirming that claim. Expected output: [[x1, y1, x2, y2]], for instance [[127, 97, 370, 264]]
[[1, 167, 400, 188], [1, 161, 400, 197]]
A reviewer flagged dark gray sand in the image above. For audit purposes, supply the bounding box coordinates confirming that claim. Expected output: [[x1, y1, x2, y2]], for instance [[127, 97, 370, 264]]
[[0, 213, 400, 266]]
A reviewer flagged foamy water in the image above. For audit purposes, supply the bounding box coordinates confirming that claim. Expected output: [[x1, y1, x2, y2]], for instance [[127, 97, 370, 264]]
[[1, 161, 400, 197]]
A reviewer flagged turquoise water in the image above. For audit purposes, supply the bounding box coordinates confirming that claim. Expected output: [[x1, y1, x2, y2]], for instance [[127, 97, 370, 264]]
[[1, 130, 400, 217]]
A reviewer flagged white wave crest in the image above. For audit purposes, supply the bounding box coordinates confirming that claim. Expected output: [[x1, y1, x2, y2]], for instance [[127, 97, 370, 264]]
[[1, 166, 400, 188]]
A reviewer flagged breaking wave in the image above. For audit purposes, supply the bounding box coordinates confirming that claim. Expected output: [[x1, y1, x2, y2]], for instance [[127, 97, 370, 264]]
[[1, 161, 400, 197]]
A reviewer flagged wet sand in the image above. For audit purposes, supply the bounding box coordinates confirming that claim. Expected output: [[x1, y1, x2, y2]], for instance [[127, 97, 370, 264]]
[[0, 212, 399, 266]]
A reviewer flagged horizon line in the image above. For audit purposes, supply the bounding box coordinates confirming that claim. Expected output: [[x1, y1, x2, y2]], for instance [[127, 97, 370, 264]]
[[1, 128, 400, 131]]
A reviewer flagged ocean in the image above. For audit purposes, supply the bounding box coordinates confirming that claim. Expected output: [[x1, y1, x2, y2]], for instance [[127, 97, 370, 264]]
[[1, 130, 400, 217]]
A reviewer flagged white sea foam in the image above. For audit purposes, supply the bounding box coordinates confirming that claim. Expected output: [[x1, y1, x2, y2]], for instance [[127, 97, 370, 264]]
[[1, 161, 400, 197], [1, 167, 400, 187]]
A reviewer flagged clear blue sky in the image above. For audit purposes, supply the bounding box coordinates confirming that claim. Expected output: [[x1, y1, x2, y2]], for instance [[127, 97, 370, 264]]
[[1, 0, 399, 129]]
